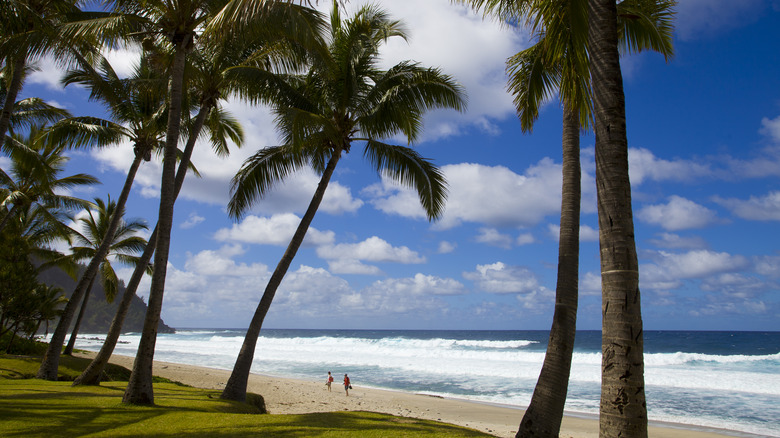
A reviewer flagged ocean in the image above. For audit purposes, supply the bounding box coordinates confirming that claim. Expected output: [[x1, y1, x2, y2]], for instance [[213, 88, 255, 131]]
[[71, 329, 780, 437]]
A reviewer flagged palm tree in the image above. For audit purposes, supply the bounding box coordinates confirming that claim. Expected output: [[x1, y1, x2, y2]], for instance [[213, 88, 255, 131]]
[[0, 124, 98, 233], [1, 202, 75, 348], [457, 0, 672, 435], [0, 66, 70, 141], [27, 283, 68, 340], [587, 0, 673, 435], [2, 281, 68, 352], [83, 0, 239, 406], [63, 196, 148, 356], [72, 2, 320, 386], [0, 0, 93, 145], [219, 1, 465, 403], [72, 38, 251, 386], [35, 52, 169, 381], [1, 282, 67, 352], [0, 208, 42, 341], [114, 0, 327, 404]]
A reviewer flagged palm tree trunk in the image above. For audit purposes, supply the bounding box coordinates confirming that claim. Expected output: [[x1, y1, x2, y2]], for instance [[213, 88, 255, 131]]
[[37, 154, 144, 380], [74, 104, 211, 387], [64, 276, 96, 356], [73, 231, 155, 385], [587, 0, 647, 436], [221, 146, 343, 402], [517, 104, 581, 437], [123, 38, 190, 405], [0, 55, 26, 143]]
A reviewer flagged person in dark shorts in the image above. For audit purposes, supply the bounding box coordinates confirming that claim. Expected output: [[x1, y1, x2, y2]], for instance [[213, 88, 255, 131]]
[[343, 373, 351, 396]]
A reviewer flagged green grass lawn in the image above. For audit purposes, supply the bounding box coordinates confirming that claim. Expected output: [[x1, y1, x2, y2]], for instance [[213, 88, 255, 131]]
[[0, 355, 492, 437]]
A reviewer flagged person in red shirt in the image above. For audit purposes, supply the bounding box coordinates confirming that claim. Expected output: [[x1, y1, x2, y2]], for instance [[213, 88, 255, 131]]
[[326, 371, 334, 391], [343, 373, 351, 396]]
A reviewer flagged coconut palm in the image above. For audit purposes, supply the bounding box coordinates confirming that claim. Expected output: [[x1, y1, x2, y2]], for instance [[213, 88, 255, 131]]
[[27, 283, 68, 340], [72, 38, 252, 387], [219, 1, 465, 402], [72, 2, 321, 386], [587, 0, 674, 435], [1, 202, 75, 349], [63, 196, 148, 356], [0, 124, 98, 233], [1, 282, 67, 352], [513, 4, 671, 437], [0, 0, 95, 146], [35, 52, 169, 381], [0, 66, 71, 142], [0, 208, 47, 341], [457, 0, 672, 435], [113, 0, 329, 405], [78, 0, 241, 406], [510, 28, 588, 437]]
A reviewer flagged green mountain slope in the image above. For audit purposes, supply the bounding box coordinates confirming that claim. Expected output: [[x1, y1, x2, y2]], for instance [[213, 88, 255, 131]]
[[38, 266, 175, 334]]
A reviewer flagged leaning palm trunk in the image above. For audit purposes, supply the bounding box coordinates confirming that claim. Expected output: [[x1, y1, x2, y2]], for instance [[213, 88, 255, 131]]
[[0, 56, 26, 143], [221, 147, 343, 403], [517, 104, 581, 437], [63, 276, 96, 355], [74, 104, 211, 386], [123, 41, 193, 404], [587, 0, 647, 436], [37, 153, 144, 380], [73, 232, 153, 385]]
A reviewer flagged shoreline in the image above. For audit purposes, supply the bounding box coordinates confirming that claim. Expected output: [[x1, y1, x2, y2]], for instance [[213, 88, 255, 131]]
[[78, 351, 756, 438]]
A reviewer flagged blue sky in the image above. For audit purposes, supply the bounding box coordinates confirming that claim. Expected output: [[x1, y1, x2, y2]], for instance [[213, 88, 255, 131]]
[[7, 0, 780, 331]]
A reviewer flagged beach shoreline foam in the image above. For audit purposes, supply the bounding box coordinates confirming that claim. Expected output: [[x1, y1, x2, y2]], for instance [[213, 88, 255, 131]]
[[73, 351, 754, 438]]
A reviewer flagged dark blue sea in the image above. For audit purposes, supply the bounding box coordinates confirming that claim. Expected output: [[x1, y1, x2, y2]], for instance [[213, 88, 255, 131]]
[[73, 329, 780, 437]]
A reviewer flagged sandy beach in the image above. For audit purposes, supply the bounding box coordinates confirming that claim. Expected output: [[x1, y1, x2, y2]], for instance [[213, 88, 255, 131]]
[[71, 351, 748, 438]]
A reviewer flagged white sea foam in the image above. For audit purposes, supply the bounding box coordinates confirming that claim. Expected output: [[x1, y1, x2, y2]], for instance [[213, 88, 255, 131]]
[[66, 330, 780, 438]]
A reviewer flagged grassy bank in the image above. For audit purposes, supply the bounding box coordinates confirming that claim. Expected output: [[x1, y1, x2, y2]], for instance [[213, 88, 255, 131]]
[[0, 355, 492, 437]]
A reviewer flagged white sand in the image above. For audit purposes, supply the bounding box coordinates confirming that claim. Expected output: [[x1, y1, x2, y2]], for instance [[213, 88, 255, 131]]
[[78, 352, 741, 438]]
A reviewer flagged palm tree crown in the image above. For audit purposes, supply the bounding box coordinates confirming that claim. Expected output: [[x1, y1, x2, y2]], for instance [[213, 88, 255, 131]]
[[219, 1, 466, 403], [228, 1, 466, 221], [68, 196, 149, 302], [0, 124, 98, 233]]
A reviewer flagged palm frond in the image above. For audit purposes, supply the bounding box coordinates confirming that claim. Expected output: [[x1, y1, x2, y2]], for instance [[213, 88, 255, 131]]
[[618, 0, 675, 61], [100, 260, 119, 303], [363, 140, 448, 221], [10, 97, 71, 130], [454, 0, 536, 27], [228, 144, 318, 219], [361, 62, 466, 141], [204, 107, 244, 157], [506, 42, 562, 133], [43, 116, 128, 149], [110, 235, 149, 255]]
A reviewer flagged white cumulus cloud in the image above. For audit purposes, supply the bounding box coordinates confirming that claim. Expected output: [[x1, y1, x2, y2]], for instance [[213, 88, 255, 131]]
[[713, 191, 780, 221], [475, 228, 514, 249], [463, 261, 542, 294], [368, 160, 563, 229], [214, 213, 335, 246], [629, 148, 712, 185], [638, 195, 718, 231], [317, 236, 426, 274]]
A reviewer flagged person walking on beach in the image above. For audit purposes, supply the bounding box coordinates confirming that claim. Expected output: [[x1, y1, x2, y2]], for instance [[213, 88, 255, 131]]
[[343, 373, 351, 396], [326, 371, 333, 391]]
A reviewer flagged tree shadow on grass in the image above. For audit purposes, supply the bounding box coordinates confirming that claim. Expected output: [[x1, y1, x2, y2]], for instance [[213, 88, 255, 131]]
[[0, 380, 491, 437]]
